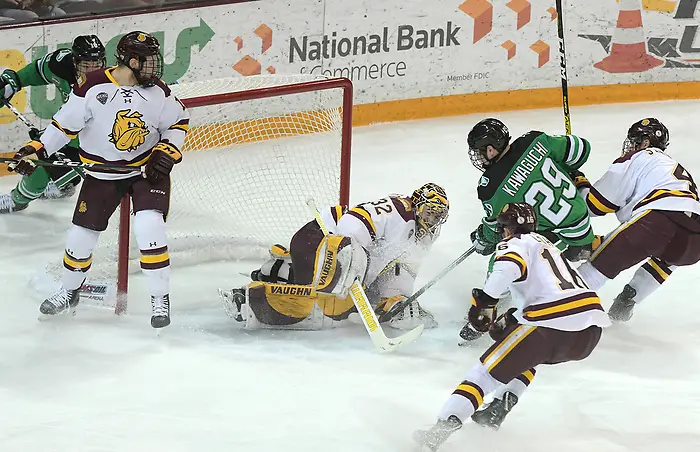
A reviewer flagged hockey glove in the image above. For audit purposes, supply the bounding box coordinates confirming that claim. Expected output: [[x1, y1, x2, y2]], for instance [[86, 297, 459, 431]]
[[569, 170, 591, 190], [470, 224, 497, 256], [489, 307, 518, 342], [0, 70, 20, 103], [145, 141, 182, 183], [467, 288, 498, 333], [8, 140, 44, 176]]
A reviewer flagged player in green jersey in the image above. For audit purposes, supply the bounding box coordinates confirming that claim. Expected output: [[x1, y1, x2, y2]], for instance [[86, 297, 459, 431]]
[[0, 35, 105, 214], [467, 118, 596, 260]]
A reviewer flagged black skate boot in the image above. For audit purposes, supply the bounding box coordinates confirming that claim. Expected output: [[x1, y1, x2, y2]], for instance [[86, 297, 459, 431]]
[[218, 288, 246, 322], [608, 284, 636, 322], [413, 415, 462, 452], [471, 391, 518, 430], [40, 287, 80, 315], [151, 294, 171, 328]]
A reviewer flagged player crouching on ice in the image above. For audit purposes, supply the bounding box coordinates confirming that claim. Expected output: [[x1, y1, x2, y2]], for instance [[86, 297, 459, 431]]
[[218, 183, 449, 331], [575, 118, 700, 322], [414, 203, 609, 451]]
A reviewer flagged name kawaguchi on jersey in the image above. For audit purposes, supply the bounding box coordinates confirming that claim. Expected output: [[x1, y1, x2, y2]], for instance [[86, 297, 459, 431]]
[[502, 143, 549, 196]]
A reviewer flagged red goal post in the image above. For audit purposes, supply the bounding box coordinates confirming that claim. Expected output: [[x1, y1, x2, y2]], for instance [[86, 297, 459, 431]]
[[112, 75, 353, 314]]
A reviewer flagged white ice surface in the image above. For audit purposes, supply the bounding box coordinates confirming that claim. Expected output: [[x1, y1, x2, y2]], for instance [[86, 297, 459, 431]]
[[2, 101, 700, 451]]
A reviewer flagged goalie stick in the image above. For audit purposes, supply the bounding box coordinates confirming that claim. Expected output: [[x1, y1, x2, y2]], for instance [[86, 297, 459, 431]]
[[378, 246, 476, 323], [305, 198, 424, 353]]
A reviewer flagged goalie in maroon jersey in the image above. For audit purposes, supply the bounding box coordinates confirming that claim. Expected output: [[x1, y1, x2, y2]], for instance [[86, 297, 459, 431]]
[[218, 183, 450, 331]]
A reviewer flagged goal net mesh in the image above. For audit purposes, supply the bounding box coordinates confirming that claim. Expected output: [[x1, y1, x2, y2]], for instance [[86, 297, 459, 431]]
[[37, 75, 350, 298]]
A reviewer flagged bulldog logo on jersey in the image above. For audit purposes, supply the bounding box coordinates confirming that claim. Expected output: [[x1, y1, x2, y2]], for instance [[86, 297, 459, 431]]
[[109, 109, 150, 152]]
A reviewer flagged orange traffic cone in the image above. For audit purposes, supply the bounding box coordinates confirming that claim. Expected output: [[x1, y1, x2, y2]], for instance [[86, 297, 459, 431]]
[[594, 0, 663, 73]]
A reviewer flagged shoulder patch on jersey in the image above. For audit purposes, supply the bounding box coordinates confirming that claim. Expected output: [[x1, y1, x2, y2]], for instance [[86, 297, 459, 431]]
[[73, 69, 112, 98], [479, 175, 489, 187], [391, 197, 414, 223], [77, 74, 86, 87]]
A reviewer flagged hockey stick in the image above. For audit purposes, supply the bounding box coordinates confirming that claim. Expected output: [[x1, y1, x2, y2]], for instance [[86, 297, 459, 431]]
[[0, 98, 41, 139], [305, 198, 424, 353], [378, 246, 476, 323], [0, 157, 145, 175], [555, 0, 572, 135]]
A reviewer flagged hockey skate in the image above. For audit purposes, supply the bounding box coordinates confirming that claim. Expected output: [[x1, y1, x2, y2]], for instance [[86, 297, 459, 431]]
[[413, 415, 462, 451], [0, 193, 28, 214], [151, 295, 171, 328], [608, 284, 636, 322], [458, 321, 485, 343], [40, 181, 77, 200], [388, 301, 438, 330], [471, 391, 518, 430], [39, 287, 80, 316], [219, 288, 246, 322]]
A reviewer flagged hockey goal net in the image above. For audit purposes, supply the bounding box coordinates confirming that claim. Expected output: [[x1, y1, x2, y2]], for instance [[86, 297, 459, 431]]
[[37, 75, 352, 312]]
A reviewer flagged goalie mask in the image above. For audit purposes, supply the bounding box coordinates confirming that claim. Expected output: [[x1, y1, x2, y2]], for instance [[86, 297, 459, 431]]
[[411, 183, 449, 240], [116, 31, 164, 88], [622, 118, 669, 156], [72, 35, 106, 78]]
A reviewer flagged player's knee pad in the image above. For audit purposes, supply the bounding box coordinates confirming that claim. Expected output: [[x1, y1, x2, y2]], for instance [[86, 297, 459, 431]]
[[314, 236, 368, 298], [252, 244, 294, 283], [132, 209, 167, 248]]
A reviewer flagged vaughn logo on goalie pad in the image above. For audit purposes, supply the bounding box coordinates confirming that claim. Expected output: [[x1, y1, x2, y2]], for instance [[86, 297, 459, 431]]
[[269, 285, 314, 296]]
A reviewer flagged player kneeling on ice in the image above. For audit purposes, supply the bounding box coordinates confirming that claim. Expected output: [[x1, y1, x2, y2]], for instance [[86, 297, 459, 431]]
[[414, 203, 609, 451], [219, 183, 449, 331], [575, 118, 700, 322], [7, 32, 189, 328]]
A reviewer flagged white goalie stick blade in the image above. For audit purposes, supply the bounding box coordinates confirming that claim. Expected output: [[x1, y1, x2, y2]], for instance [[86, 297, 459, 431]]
[[348, 279, 424, 353]]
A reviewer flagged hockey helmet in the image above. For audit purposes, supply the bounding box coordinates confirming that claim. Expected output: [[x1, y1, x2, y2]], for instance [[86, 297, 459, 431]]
[[72, 35, 106, 77], [623, 118, 669, 155], [467, 118, 511, 172], [496, 203, 537, 237], [116, 31, 164, 88], [411, 183, 449, 239]]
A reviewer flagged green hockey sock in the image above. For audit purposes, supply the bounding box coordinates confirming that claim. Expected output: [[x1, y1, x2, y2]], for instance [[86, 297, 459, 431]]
[[11, 167, 51, 205]]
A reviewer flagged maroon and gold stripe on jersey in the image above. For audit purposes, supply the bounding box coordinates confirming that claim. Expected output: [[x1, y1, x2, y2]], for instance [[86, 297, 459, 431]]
[[586, 187, 619, 216], [494, 251, 527, 282], [634, 188, 698, 211], [79, 148, 152, 173], [168, 118, 190, 133], [330, 204, 346, 224], [50, 119, 79, 139], [521, 291, 602, 322], [347, 206, 377, 239]]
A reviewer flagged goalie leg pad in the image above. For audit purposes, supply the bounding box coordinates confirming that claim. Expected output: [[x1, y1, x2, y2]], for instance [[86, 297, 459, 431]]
[[313, 236, 368, 298], [252, 244, 294, 283], [289, 220, 326, 285], [248, 282, 315, 326]]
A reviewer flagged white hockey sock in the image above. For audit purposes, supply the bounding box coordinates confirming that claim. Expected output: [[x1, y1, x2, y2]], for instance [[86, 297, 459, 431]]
[[62, 225, 100, 290], [627, 260, 677, 304], [491, 368, 535, 400], [438, 363, 501, 423], [133, 210, 170, 298], [575, 261, 609, 291]]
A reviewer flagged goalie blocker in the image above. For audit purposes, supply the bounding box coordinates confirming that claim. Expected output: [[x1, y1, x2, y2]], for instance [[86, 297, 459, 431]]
[[219, 184, 450, 331]]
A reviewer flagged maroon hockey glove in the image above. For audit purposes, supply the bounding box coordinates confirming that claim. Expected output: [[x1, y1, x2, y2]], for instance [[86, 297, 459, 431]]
[[9, 140, 45, 176], [569, 170, 591, 190], [145, 141, 182, 183], [467, 288, 498, 333], [489, 307, 518, 341]]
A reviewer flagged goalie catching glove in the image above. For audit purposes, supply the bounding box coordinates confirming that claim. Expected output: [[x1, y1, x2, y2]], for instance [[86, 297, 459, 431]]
[[8, 140, 45, 176], [145, 141, 182, 183]]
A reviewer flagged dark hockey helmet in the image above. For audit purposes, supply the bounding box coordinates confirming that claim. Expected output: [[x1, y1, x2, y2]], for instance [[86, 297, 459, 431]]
[[72, 35, 106, 77], [467, 118, 511, 172], [116, 31, 164, 88], [496, 203, 537, 237], [411, 183, 449, 239], [623, 118, 669, 155]]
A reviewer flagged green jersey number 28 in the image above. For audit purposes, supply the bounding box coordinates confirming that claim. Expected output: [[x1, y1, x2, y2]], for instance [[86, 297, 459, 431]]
[[524, 159, 577, 225]]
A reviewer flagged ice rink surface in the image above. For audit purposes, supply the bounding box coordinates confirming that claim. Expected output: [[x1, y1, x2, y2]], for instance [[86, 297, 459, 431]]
[[1, 101, 700, 451]]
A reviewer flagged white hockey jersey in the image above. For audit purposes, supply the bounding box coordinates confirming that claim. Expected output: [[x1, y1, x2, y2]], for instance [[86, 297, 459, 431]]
[[585, 148, 700, 223], [326, 196, 435, 298], [484, 233, 611, 331], [39, 67, 189, 180]]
